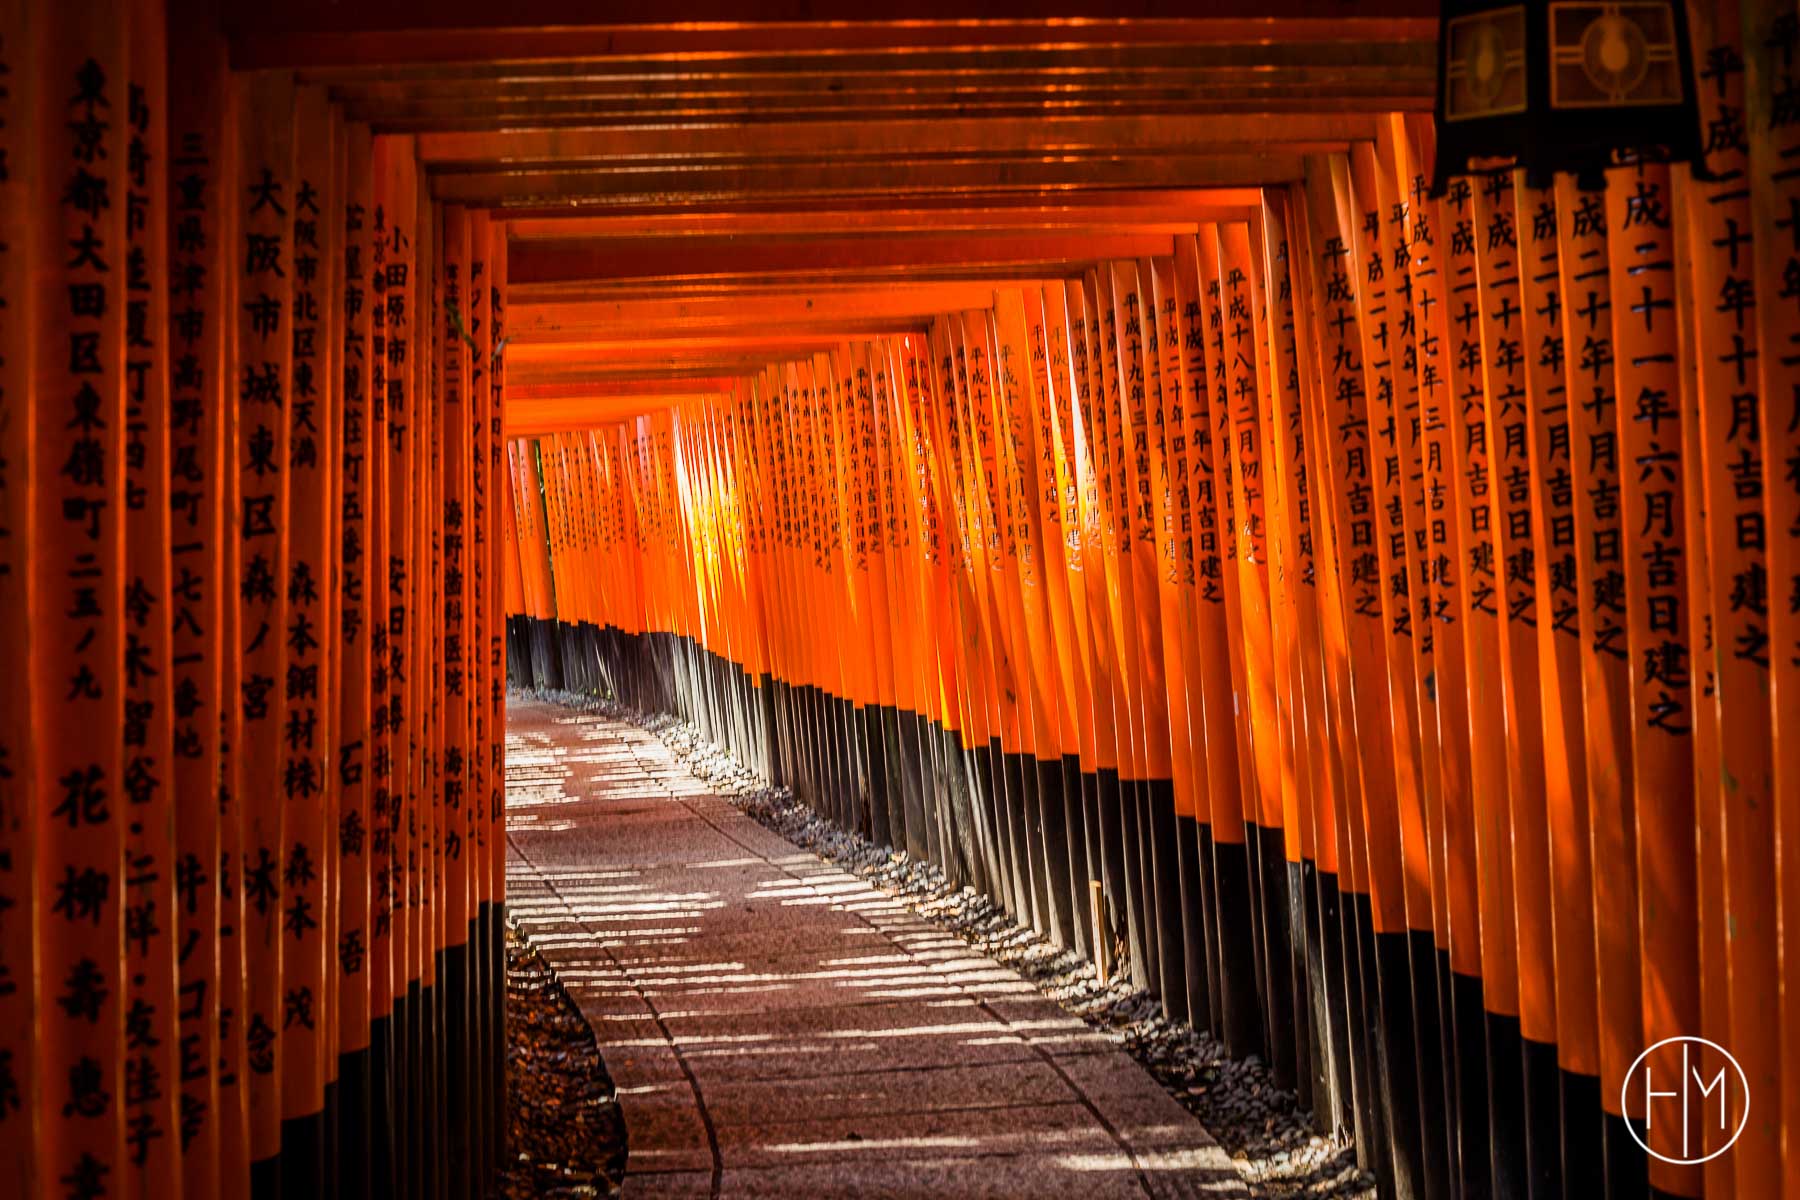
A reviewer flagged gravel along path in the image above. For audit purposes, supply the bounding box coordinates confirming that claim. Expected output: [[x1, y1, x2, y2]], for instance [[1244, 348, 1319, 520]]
[[503, 921, 629, 1198]]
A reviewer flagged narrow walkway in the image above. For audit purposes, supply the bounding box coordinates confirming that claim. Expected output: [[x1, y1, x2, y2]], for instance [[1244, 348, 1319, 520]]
[[505, 697, 1246, 1199]]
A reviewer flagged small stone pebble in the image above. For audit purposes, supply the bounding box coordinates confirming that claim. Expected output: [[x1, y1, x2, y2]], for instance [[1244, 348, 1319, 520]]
[[523, 686, 1376, 1200]]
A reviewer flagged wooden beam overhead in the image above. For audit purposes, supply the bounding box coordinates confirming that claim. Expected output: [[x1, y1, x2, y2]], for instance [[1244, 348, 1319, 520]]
[[288, 26, 1431, 135], [323, 45, 1431, 93], [510, 422, 645, 437], [508, 377, 738, 400], [339, 34, 1424, 69], [499, 193, 1259, 239], [510, 328, 925, 363], [507, 267, 1087, 306], [231, 11, 1436, 68], [415, 112, 1375, 165], [431, 153, 1309, 206], [496, 187, 1263, 229], [507, 394, 719, 433], [348, 87, 1426, 133], [510, 356, 846, 384], [510, 319, 927, 349], [504, 231, 1178, 285], [508, 284, 1062, 340], [359, 97, 1422, 134]]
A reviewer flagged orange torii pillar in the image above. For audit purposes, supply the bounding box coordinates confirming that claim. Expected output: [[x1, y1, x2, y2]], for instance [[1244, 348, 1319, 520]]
[[0, 3, 509, 1194]]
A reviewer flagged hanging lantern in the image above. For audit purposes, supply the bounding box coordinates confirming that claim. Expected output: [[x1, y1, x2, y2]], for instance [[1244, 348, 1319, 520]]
[[1432, 0, 1708, 192]]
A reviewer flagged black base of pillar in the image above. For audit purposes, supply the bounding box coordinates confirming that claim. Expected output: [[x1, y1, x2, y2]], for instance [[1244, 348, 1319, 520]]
[[1173, 814, 1210, 1031], [1602, 1111, 1648, 1199], [1485, 1010, 1529, 1200], [1251, 825, 1300, 1090], [1114, 775, 1148, 992], [1145, 780, 1183, 1023], [1343, 893, 1384, 1187], [1521, 1036, 1561, 1199], [337, 1044, 373, 1200], [1305, 864, 1348, 1133], [1405, 928, 1451, 1200], [1450, 970, 1492, 1200], [278, 1109, 327, 1200], [1094, 768, 1127, 974], [1038, 757, 1078, 952], [251, 1152, 281, 1200], [1558, 1068, 1604, 1199], [1210, 837, 1262, 1059], [1369, 926, 1427, 1200]]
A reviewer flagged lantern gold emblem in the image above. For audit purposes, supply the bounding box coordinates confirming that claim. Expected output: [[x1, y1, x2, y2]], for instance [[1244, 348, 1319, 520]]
[[1445, 6, 1527, 120], [1550, 2, 1682, 107]]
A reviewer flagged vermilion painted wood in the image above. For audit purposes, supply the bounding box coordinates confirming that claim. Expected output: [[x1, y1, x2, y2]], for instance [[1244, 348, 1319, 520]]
[[1022, 291, 1083, 767], [282, 82, 337, 1151], [1278, 184, 1348, 889], [1606, 161, 1701, 1198], [469, 206, 493, 912], [1301, 156, 1408, 936], [1173, 240, 1245, 852], [1675, 160, 1732, 1198], [993, 292, 1063, 770], [440, 205, 472, 964], [1513, 170, 1601, 1083], [1065, 282, 1117, 782], [416, 173, 441, 1019], [232, 12, 1436, 69], [1742, 1, 1800, 1190], [1470, 170, 1557, 1055], [374, 130, 420, 1067], [508, 234, 1180, 288], [1089, 268, 1144, 792], [433, 156, 1310, 211], [0, 1, 33, 1192], [501, 194, 1261, 242], [1240, 211, 1300, 859], [1040, 288, 1097, 778], [502, 457, 525, 647], [1220, 227, 1287, 850], [489, 231, 508, 944], [509, 377, 735, 400], [414, 114, 1370, 170], [1397, 143, 1474, 975], [364, 135, 396, 1064], [510, 336, 926, 368], [125, 2, 184, 1192], [33, 9, 131, 1198], [1356, 136, 1436, 939], [234, 67, 297, 1174], [337, 119, 376, 1070], [1549, 170, 1642, 1135], [1438, 165, 1518, 1029]]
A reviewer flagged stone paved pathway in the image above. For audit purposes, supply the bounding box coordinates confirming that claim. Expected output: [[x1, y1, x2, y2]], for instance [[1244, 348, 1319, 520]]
[[505, 696, 1247, 1199]]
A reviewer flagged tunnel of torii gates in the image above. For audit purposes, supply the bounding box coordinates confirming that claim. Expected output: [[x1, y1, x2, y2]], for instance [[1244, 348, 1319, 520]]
[[5, 0, 1800, 1198]]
